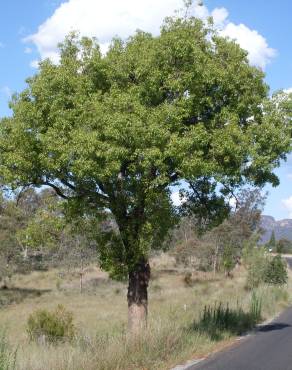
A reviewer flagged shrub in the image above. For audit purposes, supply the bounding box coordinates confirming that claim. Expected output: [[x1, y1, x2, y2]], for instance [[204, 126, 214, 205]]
[[27, 305, 75, 343], [222, 245, 236, 277], [264, 255, 288, 286], [183, 272, 193, 287], [244, 247, 269, 290]]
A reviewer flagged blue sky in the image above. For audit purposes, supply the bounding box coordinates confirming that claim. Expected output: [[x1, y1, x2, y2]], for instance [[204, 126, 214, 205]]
[[0, 0, 292, 219]]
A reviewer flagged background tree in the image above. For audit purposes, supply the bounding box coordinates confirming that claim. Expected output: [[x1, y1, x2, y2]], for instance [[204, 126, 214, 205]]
[[0, 12, 291, 332], [264, 255, 288, 285], [276, 238, 292, 254], [266, 230, 276, 251]]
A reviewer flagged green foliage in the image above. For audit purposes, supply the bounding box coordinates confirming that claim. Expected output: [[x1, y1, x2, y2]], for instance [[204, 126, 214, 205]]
[[27, 305, 75, 343], [275, 239, 292, 254], [222, 245, 236, 275], [244, 246, 269, 290], [264, 255, 288, 286], [0, 13, 290, 279], [266, 230, 276, 251], [250, 291, 262, 323]]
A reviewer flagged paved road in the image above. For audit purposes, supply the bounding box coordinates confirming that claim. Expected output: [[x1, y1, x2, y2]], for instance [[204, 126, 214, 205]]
[[286, 257, 292, 269], [192, 258, 292, 370], [192, 307, 292, 370]]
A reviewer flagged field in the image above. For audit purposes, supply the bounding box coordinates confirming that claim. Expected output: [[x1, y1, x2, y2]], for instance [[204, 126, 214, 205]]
[[0, 254, 290, 370]]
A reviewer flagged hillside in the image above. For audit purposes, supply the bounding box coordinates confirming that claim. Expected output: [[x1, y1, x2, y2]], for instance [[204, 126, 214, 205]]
[[260, 216, 292, 243]]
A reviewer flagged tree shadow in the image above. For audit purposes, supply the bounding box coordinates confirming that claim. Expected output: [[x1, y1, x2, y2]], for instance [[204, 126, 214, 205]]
[[257, 323, 291, 332], [0, 287, 51, 307], [191, 304, 259, 341]]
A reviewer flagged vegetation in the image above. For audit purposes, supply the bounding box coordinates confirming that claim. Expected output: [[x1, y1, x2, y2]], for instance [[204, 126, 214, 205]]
[[27, 305, 75, 343], [266, 230, 276, 251], [171, 189, 265, 274], [264, 255, 288, 285], [276, 239, 292, 254], [0, 7, 291, 331], [0, 332, 16, 370], [0, 261, 288, 370], [195, 294, 262, 340], [245, 247, 269, 290], [0, 2, 291, 369]]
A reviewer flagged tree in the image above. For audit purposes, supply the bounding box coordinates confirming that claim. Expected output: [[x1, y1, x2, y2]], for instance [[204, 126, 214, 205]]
[[0, 12, 291, 332], [202, 188, 266, 274], [267, 230, 276, 251], [276, 238, 292, 254], [264, 255, 288, 286]]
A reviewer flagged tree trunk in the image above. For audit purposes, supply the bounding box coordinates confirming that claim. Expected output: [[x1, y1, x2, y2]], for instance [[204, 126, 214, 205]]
[[127, 259, 150, 334]]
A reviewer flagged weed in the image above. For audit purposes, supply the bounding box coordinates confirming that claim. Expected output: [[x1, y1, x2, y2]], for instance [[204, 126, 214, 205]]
[[27, 305, 75, 343]]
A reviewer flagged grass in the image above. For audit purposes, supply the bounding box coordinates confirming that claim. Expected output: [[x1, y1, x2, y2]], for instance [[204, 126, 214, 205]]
[[0, 263, 291, 369]]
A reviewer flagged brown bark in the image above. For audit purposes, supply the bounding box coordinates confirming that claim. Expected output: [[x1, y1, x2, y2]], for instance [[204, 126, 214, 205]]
[[127, 259, 150, 333]]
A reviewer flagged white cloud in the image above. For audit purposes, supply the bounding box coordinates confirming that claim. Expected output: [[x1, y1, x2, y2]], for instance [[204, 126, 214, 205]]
[[24, 0, 276, 70], [1, 86, 12, 98], [282, 196, 292, 218], [171, 191, 186, 206], [284, 88, 292, 94], [211, 8, 229, 27], [193, 4, 276, 69], [287, 174, 292, 180], [229, 196, 237, 209], [220, 23, 276, 69], [24, 0, 186, 63], [30, 60, 40, 69]]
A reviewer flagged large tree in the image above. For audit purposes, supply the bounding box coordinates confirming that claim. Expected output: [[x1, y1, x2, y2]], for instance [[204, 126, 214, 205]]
[[0, 13, 290, 331]]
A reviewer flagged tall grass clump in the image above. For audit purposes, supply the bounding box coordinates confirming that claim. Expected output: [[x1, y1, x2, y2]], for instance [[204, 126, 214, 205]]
[[195, 295, 262, 340], [0, 331, 16, 370], [249, 291, 262, 323], [27, 305, 75, 343]]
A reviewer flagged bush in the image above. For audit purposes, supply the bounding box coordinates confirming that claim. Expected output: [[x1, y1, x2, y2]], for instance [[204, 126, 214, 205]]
[[222, 245, 236, 277], [264, 255, 288, 286], [183, 272, 193, 287], [244, 247, 269, 290], [27, 305, 75, 343]]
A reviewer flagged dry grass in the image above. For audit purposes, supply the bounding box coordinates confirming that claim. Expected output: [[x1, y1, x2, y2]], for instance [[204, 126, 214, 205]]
[[0, 262, 291, 370]]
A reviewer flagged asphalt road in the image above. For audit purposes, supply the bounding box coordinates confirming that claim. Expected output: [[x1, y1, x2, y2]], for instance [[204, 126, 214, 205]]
[[191, 257, 292, 370], [192, 307, 292, 370], [286, 257, 292, 269]]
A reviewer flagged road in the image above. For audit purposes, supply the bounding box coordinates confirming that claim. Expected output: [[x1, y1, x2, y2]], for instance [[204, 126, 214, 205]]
[[191, 307, 292, 370], [286, 257, 292, 269], [191, 256, 292, 370]]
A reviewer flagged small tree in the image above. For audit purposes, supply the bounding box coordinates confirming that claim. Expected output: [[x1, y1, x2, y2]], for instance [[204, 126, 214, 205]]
[[266, 230, 276, 251], [222, 245, 236, 277], [276, 239, 292, 254], [244, 247, 269, 290], [264, 255, 288, 285]]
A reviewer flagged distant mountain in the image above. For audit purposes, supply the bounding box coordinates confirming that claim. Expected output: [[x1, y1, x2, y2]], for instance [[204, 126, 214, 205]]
[[260, 216, 292, 243]]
